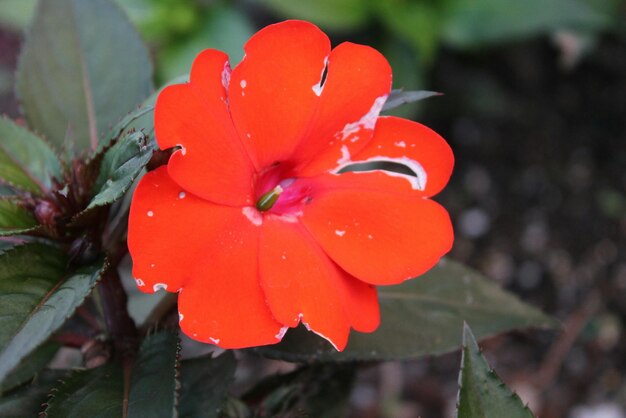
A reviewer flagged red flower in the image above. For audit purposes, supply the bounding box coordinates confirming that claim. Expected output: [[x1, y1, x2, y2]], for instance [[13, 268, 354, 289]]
[[128, 21, 453, 350]]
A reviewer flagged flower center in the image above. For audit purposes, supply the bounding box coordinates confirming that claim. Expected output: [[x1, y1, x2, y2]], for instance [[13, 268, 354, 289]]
[[254, 170, 310, 216]]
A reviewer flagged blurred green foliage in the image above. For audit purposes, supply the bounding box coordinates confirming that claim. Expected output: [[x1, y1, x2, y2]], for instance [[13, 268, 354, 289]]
[[1, 0, 622, 98]]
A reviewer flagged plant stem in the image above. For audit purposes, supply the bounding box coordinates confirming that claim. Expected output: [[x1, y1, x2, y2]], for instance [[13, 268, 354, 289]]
[[98, 265, 138, 359]]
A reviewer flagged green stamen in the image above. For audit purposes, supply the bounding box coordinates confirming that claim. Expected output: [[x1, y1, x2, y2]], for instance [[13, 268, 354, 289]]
[[256, 185, 283, 211]]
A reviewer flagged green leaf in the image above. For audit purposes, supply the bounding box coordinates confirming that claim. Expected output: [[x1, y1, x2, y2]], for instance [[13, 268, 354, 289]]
[[0, 244, 105, 383], [262, 0, 370, 31], [0, 0, 36, 31], [42, 364, 123, 418], [16, 0, 153, 153], [87, 130, 155, 211], [159, 7, 254, 82], [441, 0, 612, 48], [457, 324, 536, 418], [127, 331, 180, 418], [179, 351, 236, 418], [0, 199, 38, 237], [376, 2, 443, 64], [245, 364, 355, 418], [256, 259, 558, 362], [0, 117, 62, 195], [1, 342, 59, 393], [0, 370, 66, 418]]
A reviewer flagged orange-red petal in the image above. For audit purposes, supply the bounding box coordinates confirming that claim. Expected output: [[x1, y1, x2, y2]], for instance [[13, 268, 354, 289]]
[[228, 20, 330, 169], [301, 173, 453, 285], [128, 167, 282, 348], [155, 49, 254, 206], [259, 216, 379, 350], [346, 116, 454, 197], [294, 42, 392, 176]]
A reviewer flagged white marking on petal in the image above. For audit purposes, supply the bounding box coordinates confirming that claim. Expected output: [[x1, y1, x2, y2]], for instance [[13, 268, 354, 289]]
[[246, 133, 251, 139], [178, 192, 186, 199], [395, 141, 406, 148], [240, 79, 247, 88], [153, 283, 167, 292], [335, 230, 346, 237], [242, 207, 263, 226], [340, 95, 387, 140], [221, 61, 231, 89], [150, 263, 155, 268], [147, 210, 154, 217], [337, 145, 351, 165], [135, 278, 145, 287], [368, 234, 373, 239], [178, 313, 184, 321], [275, 326, 289, 340], [178, 145, 187, 156], [209, 337, 220, 345]]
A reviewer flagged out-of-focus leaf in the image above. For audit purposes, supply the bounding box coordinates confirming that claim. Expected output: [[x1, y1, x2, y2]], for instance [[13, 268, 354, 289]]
[[0, 370, 66, 417], [457, 323, 536, 418], [0, 342, 59, 393], [376, 2, 443, 64], [86, 130, 155, 211], [246, 364, 355, 418], [261, 0, 370, 31], [42, 363, 123, 418], [257, 259, 558, 362], [16, 0, 153, 153], [441, 0, 612, 48], [0, 199, 38, 237], [0, 117, 62, 195], [179, 351, 236, 418], [382, 89, 441, 113], [379, 39, 427, 119], [159, 7, 254, 81], [0, 244, 105, 383], [0, 0, 36, 31], [127, 331, 180, 418]]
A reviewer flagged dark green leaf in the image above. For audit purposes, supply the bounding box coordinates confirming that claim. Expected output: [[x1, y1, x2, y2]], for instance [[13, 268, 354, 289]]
[[457, 324, 536, 418], [179, 351, 236, 418], [441, 0, 611, 48], [0, 117, 62, 195], [127, 331, 180, 418], [0, 370, 66, 418], [262, 0, 370, 31], [246, 364, 355, 418], [159, 7, 254, 81], [42, 364, 123, 418], [1, 342, 59, 393], [0, 245, 105, 383], [257, 259, 558, 362], [16, 0, 153, 153], [382, 89, 441, 113], [87, 130, 155, 210], [0, 200, 38, 237]]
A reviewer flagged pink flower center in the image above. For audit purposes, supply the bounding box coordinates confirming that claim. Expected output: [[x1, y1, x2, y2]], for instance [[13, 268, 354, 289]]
[[255, 165, 311, 215]]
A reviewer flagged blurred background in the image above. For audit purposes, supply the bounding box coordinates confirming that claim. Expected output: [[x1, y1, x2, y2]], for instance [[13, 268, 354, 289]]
[[1, 0, 625, 417]]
